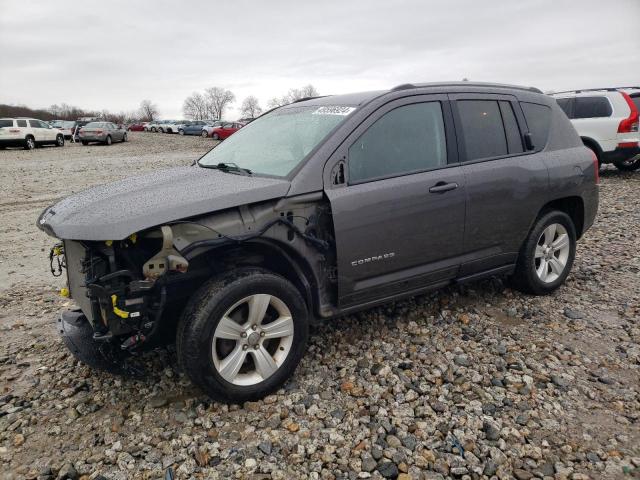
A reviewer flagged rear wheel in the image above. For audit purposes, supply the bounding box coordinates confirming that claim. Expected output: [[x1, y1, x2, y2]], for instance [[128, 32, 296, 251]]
[[177, 268, 309, 403], [151, 127, 157, 132], [613, 156, 640, 171], [212, 133, 219, 140], [122, 133, 127, 142], [105, 135, 112, 146], [24, 136, 36, 150], [201, 130, 208, 138], [81, 141, 88, 146], [178, 129, 185, 135], [55, 134, 64, 147], [511, 211, 576, 295]]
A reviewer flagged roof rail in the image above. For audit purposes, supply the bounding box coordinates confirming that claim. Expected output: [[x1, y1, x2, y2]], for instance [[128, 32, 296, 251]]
[[552, 86, 640, 95], [390, 81, 543, 94]]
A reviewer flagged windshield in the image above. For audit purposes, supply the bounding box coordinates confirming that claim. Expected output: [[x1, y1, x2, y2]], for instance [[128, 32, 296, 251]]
[[198, 105, 354, 176]]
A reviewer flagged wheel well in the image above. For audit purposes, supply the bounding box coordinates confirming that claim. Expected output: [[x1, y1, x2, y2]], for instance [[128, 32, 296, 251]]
[[190, 241, 319, 316], [540, 196, 585, 238], [580, 137, 602, 162]]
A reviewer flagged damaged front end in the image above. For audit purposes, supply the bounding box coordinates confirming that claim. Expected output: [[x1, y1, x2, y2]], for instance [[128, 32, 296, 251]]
[[55, 226, 193, 373]]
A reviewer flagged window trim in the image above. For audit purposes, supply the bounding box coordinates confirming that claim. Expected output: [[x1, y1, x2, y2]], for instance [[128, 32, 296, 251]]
[[340, 95, 458, 186]]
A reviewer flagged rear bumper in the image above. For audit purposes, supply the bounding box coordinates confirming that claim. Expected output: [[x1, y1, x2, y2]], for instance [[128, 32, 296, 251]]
[[79, 135, 107, 142], [602, 145, 640, 163]]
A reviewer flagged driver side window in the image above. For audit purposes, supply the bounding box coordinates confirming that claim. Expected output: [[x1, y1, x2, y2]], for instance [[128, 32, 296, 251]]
[[348, 102, 447, 184]]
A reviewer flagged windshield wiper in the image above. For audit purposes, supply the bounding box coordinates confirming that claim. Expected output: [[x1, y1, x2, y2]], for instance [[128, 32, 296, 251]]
[[199, 161, 252, 175]]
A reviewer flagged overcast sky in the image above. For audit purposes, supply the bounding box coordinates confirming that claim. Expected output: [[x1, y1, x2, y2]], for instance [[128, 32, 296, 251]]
[[1, 0, 638, 120]]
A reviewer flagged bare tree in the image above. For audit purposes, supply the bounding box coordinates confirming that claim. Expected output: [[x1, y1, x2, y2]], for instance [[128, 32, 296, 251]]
[[267, 84, 319, 109], [139, 99, 159, 121], [183, 92, 208, 120], [240, 96, 262, 119], [204, 87, 235, 120]]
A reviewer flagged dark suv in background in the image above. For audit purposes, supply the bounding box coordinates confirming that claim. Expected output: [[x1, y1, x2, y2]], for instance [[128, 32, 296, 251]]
[[38, 82, 599, 403]]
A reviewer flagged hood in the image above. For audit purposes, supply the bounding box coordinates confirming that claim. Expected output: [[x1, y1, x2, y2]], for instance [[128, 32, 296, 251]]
[[38, 166, 291, 241]]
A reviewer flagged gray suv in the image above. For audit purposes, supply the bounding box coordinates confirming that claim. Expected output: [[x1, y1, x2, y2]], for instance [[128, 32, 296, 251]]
[[38, 82, 599, 403]]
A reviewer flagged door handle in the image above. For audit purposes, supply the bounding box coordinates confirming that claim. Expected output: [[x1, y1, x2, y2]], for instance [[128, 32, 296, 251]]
[[429, 182, 458, 193]]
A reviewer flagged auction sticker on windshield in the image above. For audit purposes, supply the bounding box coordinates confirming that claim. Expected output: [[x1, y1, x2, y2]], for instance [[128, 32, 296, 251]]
[[313, 106, 356, 116]]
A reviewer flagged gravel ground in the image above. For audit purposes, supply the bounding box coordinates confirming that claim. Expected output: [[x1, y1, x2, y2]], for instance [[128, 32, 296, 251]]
[[0, 133, 638, 480]]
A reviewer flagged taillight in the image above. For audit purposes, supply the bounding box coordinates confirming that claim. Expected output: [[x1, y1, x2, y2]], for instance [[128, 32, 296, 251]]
[[9, 129, 20, 133], [591, 149, 599, 185], [95, 130, 103, 134], [618, 92, 639, 133]]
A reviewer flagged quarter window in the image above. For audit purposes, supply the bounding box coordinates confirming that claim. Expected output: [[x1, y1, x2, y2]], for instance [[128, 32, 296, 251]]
[[520, 102, 551, 150], [457, 100, 507, 160], [573, 97, 612, 119], [348, 102, 447, 184]]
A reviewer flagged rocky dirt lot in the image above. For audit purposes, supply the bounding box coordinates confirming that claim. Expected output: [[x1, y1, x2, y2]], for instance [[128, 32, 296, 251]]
[[0, 133, 638, 480]]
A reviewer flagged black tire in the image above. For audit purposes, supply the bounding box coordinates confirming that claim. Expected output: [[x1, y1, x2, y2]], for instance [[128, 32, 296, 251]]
[[127, 127, 132, 131], [212, 133, 219, 140], [177, 268, 309, 403], [105, 135, 112, 146], [55, 134, 64, 147], [122, 133, 127, 143], [24, 136, 36, 150], [510, 211, 576, 295], [613, 156, 640, 171], [81, 141, 88, 146], [178, 129, 185, 135], [151, 127, 157, 133], [201, 130, 208, 138]]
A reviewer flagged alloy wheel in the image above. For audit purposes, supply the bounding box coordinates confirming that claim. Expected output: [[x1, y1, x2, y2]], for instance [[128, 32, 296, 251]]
[[534, 223, 570, 283], [212, 294, 294, 386]]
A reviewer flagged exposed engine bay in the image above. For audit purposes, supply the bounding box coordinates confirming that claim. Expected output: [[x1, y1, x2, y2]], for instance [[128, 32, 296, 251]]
[[53, 195, 337, 357]]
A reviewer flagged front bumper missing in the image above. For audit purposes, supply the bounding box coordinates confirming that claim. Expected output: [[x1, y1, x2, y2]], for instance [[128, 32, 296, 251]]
[[58, 309, 144, 376]]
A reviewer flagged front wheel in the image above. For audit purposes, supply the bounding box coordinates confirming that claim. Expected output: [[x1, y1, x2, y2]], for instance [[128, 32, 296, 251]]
[[201, 130, 208, 138], [212, 133, 219, 140], [178, 129, 185, 135], [55, 134, 64, 147], [81, 141, 88, 146], [510, 211, 576, 295], [105, 135, 112, 146], [177, 268, 309, 403], [613, 156, 640, 171], [24, 136, 36, 150]]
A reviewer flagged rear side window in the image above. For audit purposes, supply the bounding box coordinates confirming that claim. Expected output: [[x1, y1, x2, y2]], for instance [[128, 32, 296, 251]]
[[17, 120, 27, 127], [555, 98, 574, 118], [0, 120, 13, 128], [573, 97, 612, 119], [457, 100, 507, 160], [349, 102, 447, 183], [520, 102, 551, 150], [630, 94, 640, 112]]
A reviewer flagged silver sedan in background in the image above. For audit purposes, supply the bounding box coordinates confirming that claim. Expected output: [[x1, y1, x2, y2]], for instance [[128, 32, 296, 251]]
[[78, 122, 127, 145]]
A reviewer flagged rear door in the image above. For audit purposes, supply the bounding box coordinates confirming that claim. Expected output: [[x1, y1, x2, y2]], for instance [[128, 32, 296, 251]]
[[449, 94, 549, 275], [325, 95, 467, 307], [28, 119, 48, 141]]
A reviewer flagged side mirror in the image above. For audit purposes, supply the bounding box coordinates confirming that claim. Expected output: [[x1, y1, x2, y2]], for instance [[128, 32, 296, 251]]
[[524, 132, 535, 151]]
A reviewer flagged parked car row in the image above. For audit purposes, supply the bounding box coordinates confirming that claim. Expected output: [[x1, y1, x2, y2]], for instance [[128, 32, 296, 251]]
[[139, 119, 247, 139]]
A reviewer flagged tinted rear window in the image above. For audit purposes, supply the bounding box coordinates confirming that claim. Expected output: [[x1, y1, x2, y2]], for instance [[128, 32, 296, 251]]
[[520, 102, 551, 150], [555, 98, 573, 117], [499, 101, 523, 154], [573, 97, 612, 119], [0, 120, 13, 128], [458, 100, 507, 160]]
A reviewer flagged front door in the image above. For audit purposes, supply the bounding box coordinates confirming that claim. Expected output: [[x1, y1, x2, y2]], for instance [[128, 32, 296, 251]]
[[325, 96, 466, 307]]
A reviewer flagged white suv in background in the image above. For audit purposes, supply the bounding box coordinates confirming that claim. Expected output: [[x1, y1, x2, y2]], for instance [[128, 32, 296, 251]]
[[0, 118, 65, 150], [552, 87, 640, 170]]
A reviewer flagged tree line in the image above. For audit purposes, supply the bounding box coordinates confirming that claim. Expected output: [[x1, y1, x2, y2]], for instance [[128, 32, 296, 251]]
[[0, 100, 160, 124], [182, 84, 319, 120], [1, 83, 321, 124]]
